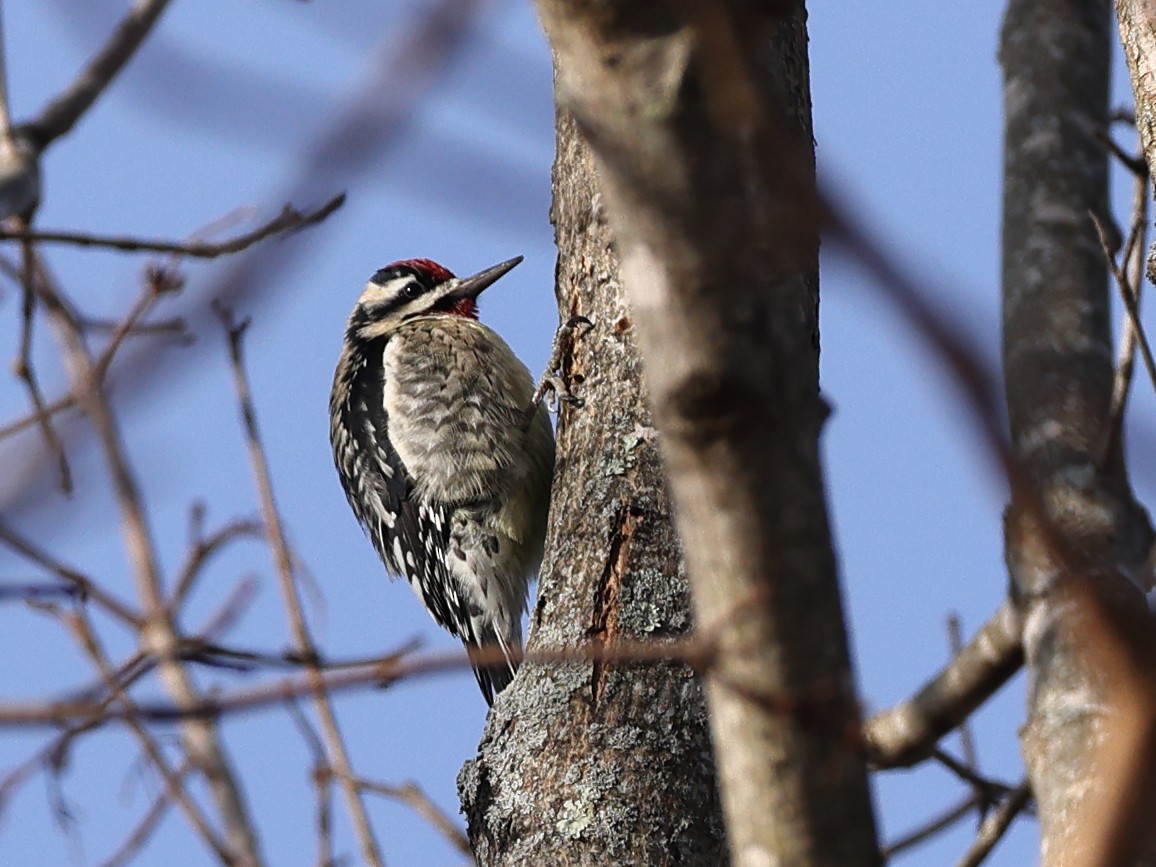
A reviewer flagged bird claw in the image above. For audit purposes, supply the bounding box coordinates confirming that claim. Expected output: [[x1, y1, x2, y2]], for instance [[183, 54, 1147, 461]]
[[535, 374, 583, 413], [532, 315, 592, 415]]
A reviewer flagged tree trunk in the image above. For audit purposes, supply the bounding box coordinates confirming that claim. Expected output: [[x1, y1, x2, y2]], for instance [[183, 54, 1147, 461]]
[[463, 3, 880, 866], [458, 106, 727, 865], [1000, 0, 1154, 862]]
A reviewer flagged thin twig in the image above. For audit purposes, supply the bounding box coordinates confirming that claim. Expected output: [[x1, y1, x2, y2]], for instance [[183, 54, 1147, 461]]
[[953, 781, 1033, 867], [2, 263, 174, 451], [0, 519, 141, 625], [349, 775, 472, 858], [195, 576, 260, 643], [0, 196, 343, 451], [63, 650, 153, 705], [0, 0, 12, 143], [0, 264, 180, 448], [1098, 130, 1148, 178], [217, 306, 384, 867], [1092, 213, 1156, 395], [285, 701, 336, 867], [0, 194, 346, 258], [1, 580, 83, 604], [947, 614, 980, 775], [33, 252, 263, 864], [0, 389, 76, 442], [168, 517, 264, 615], [77, 314, 188, 339], [932, 748, 1015, 804], [65, 606, 233, 862], [0, 651, 153, 814], [882, 793, 978, 860], [97, 759, 194, 867], [175, 637, 422, 674], [13, 226, 71, 490], [0, 632, 720, 727], [1101, 176, 1150, 470], [0, 1, 474, 524]]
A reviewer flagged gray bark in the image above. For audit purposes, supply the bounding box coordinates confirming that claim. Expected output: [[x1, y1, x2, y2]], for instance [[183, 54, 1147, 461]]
[[1117, 0, 1156, 184], [1000, 0, 1153, 862], [458, 107, 726, 865]]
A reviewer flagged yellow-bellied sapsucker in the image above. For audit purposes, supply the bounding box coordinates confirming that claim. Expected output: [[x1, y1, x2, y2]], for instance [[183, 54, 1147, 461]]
[[329, 256, 554, 704]]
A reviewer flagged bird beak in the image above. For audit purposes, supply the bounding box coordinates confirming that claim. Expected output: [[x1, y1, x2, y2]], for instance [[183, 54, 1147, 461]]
[[444, 256, 523, 301]]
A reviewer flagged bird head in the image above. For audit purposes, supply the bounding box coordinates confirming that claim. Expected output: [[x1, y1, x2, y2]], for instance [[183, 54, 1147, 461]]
[[348, 256, 523, 341]]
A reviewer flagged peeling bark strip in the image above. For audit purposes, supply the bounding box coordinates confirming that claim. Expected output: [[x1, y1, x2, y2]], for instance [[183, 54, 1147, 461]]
[[528, 3, 879, 866], [588, 501, 640, 703], [459, 108, 725, 864], [1001, 0, 1154, 863]]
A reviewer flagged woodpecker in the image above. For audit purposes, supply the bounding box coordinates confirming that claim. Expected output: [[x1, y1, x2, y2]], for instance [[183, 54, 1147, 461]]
[[329, 256, 554, 704]]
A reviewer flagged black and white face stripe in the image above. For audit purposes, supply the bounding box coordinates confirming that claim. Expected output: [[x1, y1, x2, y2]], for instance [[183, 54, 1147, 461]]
[[354, 261, 454, 327]]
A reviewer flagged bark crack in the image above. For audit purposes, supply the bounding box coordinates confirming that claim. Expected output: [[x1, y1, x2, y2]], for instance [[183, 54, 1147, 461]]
[[588, 500, 642, 704]]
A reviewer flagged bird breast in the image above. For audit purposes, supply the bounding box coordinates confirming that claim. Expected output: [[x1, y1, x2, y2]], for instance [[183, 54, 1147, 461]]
[[382, 317, 546, 509]]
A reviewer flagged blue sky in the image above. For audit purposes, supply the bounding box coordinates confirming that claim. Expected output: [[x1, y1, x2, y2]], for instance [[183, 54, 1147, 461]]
[[0, 1, 1151, 864]]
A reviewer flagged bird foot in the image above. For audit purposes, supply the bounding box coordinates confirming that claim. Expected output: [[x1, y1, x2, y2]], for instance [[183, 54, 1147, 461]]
[[532, 315, 592, 413]]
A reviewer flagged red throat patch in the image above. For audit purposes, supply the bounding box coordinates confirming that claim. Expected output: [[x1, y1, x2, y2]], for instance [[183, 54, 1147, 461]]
[[449, 298, 479, 319]]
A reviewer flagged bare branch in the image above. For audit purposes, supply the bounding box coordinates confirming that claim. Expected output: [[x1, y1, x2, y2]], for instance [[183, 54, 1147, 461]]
[[1092, 213, 1156, 399], [33, 255, 264, 864], [284, 701, 335, 867], [947, 614, 980, 773], [954, 781, 1032, 867], [0, 518, 141, 625], [0, 1, 12, 143], [0, 659, 151, 815], [12, 229, 70, 490], [882, 794, 978, 860], [25, 0, 174, 148], [1102, 167, 1149, 474], [0, 389, 77, 442], [931, 748, 1017, 806], [0, 634, 720, 728], [351, 776, 471, 858], [97, 759, 193, 867], [0, 194, 346, 258], [0, 580, 81, 602], [65, 606, 233, 863], [167, 517, 264, 615], [0, 1, 481, 522], [866, 601, 1022, 768], [217, 306, 384, 867]]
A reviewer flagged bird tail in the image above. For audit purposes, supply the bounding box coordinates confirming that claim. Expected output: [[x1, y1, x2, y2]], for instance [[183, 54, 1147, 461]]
[[467, 623, 520, 706]]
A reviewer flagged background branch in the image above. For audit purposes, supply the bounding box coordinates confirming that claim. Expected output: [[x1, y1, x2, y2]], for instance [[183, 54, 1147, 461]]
[[218, 308, 384, 867], [866, 602, 1022, 768]]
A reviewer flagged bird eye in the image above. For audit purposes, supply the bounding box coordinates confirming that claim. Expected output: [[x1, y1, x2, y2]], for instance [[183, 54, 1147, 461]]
[[402, 282, 423, 299]]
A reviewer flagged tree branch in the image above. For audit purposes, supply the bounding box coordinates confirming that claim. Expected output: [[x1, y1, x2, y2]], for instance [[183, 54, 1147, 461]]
[[217, 307, 384, 867], [25, 0, 174, 148], [866, 602, 1022, 768], [33, 254, 264, 865], [0, 194, 345, 258], [1001, 1, 1154, 862]]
